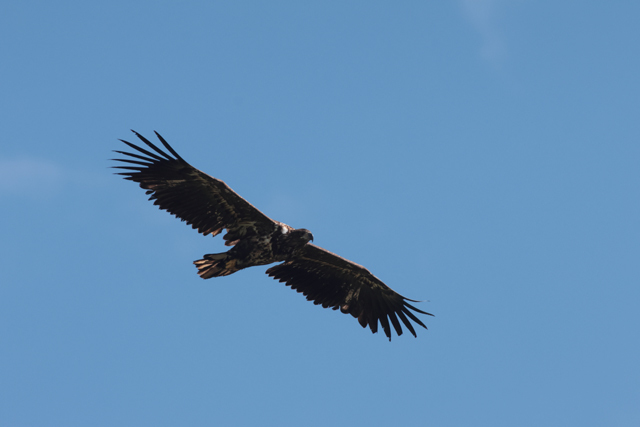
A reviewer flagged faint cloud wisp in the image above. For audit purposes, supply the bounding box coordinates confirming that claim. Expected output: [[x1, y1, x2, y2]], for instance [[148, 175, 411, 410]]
[[461, 0, 506, 63], [0, 157, 64, 198]]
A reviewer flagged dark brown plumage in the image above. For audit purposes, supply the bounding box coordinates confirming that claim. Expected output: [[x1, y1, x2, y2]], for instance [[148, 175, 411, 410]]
[[113, 130, 433, 340]]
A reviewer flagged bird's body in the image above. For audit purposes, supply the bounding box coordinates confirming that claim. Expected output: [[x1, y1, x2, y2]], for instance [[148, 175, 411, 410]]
[[113, 131, 433, 340], [195, 223, 313, 278]]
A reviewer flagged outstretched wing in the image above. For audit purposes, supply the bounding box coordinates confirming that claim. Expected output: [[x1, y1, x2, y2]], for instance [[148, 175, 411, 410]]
[[266, 243, 433, 340], [112, 130, 277, 243]]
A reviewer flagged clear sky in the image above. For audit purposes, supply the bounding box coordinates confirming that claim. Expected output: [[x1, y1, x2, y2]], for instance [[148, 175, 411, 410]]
[[1, 1, 639, 426]]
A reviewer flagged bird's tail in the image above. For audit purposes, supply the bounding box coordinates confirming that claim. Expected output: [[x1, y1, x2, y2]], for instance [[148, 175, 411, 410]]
[[194, 253, 241, 279]]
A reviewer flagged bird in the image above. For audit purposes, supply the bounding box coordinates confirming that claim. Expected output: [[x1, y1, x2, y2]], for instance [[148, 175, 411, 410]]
[[112, 130, 433, 340]]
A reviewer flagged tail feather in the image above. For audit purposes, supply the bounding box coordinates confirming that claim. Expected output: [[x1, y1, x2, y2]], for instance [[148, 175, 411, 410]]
[[194, 253, 240, 279]]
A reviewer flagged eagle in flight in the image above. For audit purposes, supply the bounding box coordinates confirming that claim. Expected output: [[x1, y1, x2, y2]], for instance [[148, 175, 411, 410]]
[[113, 131, 433, 340]]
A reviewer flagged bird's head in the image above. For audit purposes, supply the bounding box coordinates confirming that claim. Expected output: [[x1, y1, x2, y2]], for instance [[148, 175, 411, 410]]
[[298, 228, 314, 243], [290, 228, 313, 244]]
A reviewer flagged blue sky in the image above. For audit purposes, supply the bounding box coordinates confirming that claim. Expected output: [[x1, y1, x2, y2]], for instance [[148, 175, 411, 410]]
[[1, 1, 639, 426]]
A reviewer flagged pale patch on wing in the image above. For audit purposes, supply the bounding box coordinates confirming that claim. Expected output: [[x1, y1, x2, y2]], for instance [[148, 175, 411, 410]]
[[236, 221, 257, 230], [224, 220, 258, 246]]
